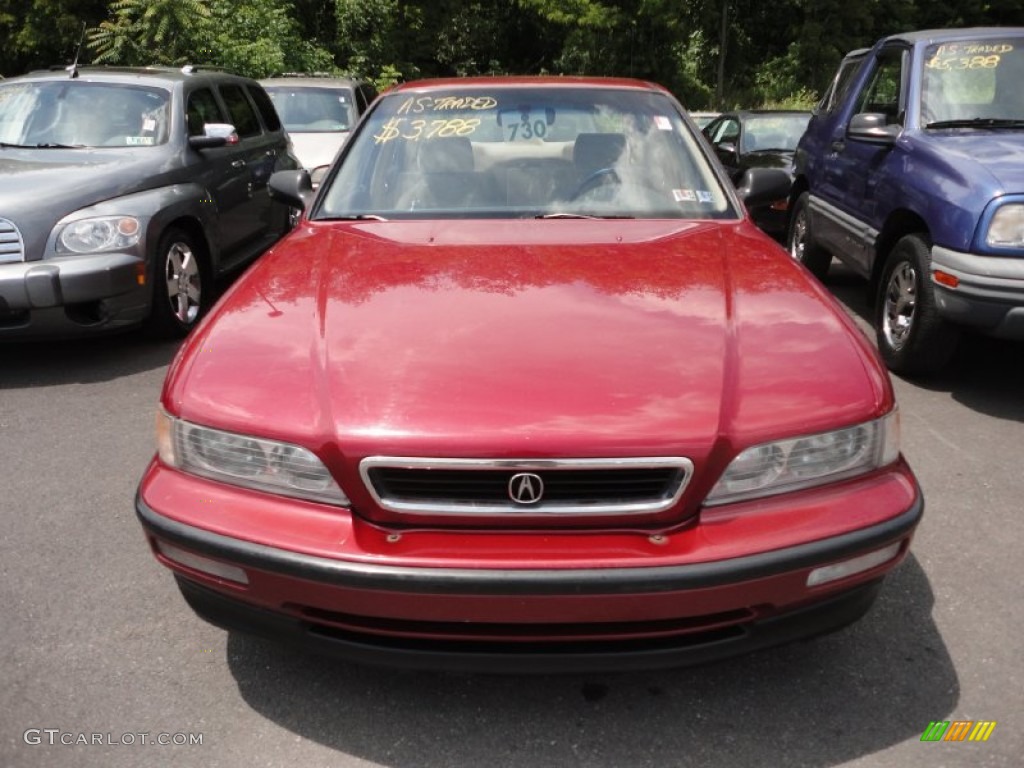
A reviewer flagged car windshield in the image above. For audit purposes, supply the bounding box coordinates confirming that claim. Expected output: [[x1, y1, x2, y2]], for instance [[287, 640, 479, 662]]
[[265, 86, 356, 133], [0, 80, 170, 148], [316, 85, 733, 220], [922, 37, 1024, 127], [741, 114, 810, 152]]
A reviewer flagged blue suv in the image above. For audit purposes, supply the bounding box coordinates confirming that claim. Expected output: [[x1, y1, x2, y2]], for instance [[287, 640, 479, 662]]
[[789, 28, 1024, 375]]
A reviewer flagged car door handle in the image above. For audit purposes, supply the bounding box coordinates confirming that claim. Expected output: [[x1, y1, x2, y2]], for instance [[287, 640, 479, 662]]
[[231, 159, 246, 168], [830, 140, 845, 153], [264, 149, 277, 158]]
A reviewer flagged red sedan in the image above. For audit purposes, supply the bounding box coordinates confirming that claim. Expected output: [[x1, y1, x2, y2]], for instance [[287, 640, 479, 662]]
[[136, 77, 922, 673]]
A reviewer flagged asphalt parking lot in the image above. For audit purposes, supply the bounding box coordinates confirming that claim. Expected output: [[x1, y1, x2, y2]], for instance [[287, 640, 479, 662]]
[[1, 264, 1021, 768]]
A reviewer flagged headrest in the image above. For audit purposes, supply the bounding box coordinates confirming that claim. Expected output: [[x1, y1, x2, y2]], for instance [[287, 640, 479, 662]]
[[419, 137, 475, 173], [573, 132, 626, 172]]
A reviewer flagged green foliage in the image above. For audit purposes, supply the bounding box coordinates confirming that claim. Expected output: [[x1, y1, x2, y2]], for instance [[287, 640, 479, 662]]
[[90, 0, 213, 66], [3, 0, 1024, 103], [206, 0, 334, 77], [85, 0, 334, 77], [0, 0, 108, 75]]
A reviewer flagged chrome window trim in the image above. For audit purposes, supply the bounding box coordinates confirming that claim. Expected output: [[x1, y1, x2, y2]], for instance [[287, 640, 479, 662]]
[[359, 456, 694, 516]]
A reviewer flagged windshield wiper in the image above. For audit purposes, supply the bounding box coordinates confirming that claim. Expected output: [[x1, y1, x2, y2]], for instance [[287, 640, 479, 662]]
[[322, 214, 389, 221], [32, 142, 85, 148], [925, 117, 1024, 130], [536, 212, 635, 219]]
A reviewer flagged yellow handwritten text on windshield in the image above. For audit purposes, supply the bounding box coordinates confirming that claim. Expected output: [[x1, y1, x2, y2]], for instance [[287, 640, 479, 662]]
[[396, 96, 497, 115]]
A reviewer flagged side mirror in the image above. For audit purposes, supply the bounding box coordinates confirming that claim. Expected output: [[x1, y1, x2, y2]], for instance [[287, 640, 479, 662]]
[[716, 141, 738, 157], [188, 123, 239, 150], [309, 165, 330, 190], [735, 167, 792, 209], [269, 169, 315, 211], [848, 113, 900, 145]]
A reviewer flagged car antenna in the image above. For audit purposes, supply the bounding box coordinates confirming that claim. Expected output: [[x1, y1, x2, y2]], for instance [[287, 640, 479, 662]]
[[66, 22, 86, 79]]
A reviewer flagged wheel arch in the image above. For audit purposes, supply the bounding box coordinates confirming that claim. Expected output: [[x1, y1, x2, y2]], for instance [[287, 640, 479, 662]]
[[147, 216, 213, 288], [786, 176, 811, 234], [871, 210, 930, 296]]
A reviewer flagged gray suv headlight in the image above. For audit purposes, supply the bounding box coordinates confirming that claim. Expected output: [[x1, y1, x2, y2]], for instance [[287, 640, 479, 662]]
[[156, 409, 350, 506], [58, 215, 141, 253], [705, 412, 901, 506]]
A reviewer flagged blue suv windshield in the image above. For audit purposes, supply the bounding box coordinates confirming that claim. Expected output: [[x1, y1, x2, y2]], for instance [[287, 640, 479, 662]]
[[922, 37, 1024, 127]]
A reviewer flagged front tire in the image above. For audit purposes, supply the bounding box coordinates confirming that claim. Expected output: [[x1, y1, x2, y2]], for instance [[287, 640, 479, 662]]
[[146, 227, 208, 339], [875, 234, 960, 376], [787, 192, 832, 280]]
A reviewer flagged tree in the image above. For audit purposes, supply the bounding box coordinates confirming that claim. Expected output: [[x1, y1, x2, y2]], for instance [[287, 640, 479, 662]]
[[0, 0, 107, 75], [207, 0, 334, 77], [87, 0, 334, 77], [89, 0, 213, 66]]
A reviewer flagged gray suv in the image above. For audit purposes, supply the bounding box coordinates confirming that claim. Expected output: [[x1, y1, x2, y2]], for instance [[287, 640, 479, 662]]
[[0, 65, 299, 339]]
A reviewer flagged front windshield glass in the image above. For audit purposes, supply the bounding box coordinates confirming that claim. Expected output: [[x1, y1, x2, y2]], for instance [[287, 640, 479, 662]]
[[317, 86, 734, 220], [265, 85, 356, 133], [922, 37, 1024, 126], [741, 114, 810, 152], [0, 80, 170, 148]]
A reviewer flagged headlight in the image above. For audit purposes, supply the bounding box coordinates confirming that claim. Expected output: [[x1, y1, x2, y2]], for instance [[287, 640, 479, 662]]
[[156, 409, 349, 506], [705, 412, 900, 506], [58, 216, 141, 253], [985, 204, 1024, 248]]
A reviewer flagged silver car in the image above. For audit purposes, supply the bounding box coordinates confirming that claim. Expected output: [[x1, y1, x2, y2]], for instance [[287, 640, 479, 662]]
[[261, 75, 377, 171]]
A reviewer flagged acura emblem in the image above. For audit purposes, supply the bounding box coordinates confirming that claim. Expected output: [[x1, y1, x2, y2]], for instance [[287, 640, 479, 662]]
[[508, 472, 544, 504]]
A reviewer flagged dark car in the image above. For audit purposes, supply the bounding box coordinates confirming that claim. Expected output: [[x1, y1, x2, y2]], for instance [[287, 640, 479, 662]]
[[789, 28, 1024, 375], [0, 65, 298, 339], [689, 110, 720, 129], [703, 110, 811, 236], [260, 75, 377, 171], [135, 76, 921, 674]]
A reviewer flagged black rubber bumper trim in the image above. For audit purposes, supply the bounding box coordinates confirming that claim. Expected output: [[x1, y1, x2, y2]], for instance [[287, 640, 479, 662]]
[[136, 488, 923, 597], [176, 574, 885, 674]]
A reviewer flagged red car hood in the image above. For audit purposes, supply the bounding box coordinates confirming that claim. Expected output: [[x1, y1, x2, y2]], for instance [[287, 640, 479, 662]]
[[166, 219, 889, 487]]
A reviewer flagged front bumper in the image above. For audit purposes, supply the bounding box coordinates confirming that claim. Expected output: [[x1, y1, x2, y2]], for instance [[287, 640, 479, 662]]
[[136, 475, 923, 673], [0, 252, 148, 336], [931, 245, 1024, 339]]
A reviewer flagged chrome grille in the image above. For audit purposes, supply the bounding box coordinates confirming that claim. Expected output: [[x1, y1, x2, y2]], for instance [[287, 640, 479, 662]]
[[0, 218, 25, 263], [359, 457, 694, 516]]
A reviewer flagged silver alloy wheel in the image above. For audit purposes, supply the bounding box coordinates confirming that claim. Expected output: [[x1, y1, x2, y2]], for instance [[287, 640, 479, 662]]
[[164, 241, 201, 325], [882, 260, 917, 351]]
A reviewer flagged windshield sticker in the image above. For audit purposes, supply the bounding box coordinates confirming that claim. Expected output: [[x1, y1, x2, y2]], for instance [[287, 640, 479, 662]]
[[126, 136, 155, 146], [396, 95, 498, 115], [673, 189, 697, 202], [142, 118, 156, 132], [654, 115, 673, 131], [373, 117, 480, 144], [696, 190, 714, 203]]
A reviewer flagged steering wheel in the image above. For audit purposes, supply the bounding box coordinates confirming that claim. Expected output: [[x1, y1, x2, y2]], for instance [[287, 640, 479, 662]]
[[568, 167, 621, 201]]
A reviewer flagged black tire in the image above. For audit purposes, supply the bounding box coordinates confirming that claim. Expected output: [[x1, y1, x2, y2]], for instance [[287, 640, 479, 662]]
[[145, 227, 208, 339], [874, 233, 960, 376], [787, 192, 832, 280]]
